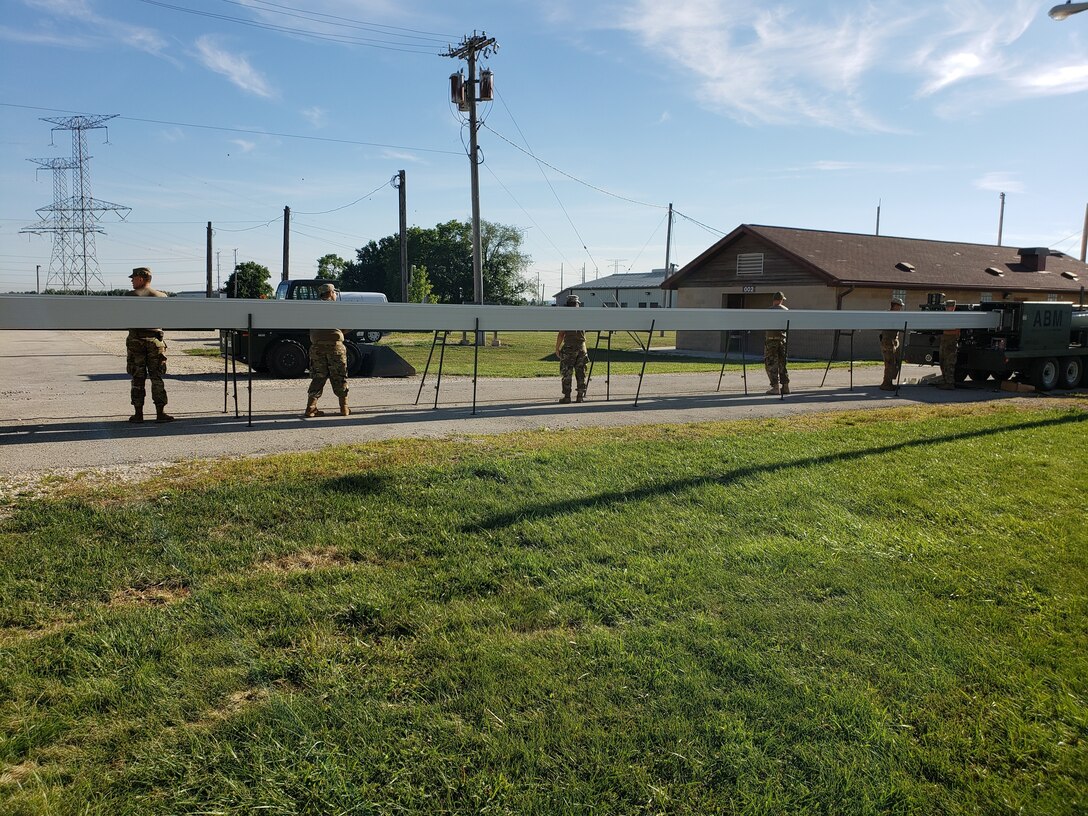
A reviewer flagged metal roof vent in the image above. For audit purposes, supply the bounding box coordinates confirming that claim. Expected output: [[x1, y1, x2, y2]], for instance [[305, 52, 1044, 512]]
[[1062, 271, 1079, 281], [894, 261, 915, 273], [1017, 247, 1050, 272], [985, 266, 1005, 277]]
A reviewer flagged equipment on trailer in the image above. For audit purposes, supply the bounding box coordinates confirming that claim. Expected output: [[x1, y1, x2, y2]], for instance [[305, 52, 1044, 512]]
[[905, 300, 1088, 391]]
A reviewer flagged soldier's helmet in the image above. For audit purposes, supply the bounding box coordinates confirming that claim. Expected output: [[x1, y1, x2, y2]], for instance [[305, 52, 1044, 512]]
[[566, 294, 581, 307]]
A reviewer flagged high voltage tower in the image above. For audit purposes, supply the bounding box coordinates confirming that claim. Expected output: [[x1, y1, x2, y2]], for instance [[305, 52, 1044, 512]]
[[20, 114, 130, 293]]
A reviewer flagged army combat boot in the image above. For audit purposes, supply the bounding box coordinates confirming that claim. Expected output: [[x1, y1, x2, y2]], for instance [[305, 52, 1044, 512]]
[[154, 405, 175, 423], [339, 395, 351, 416], [304, 397, 324, 418], [575, 391, 586, 403], [558, 393, 572, 404], [128, 406, 144, 423]]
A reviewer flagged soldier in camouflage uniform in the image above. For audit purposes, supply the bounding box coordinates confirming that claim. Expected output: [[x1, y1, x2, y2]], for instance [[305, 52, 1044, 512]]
[[764, 291, 790, 395], [938, 299, 960, 390], [304, 283, 351, 417], [879, 296, 905, 391], [555, 293, 589, 403], [125, 267, 174, 423]]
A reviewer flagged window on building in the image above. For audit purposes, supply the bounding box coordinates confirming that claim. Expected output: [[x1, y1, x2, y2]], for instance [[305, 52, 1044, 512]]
[[1047, 293, 1058, 302], [649, 302, 660, 308], [980, 292, 992, 303], [736, 253, 764, 276], [892, 288, 906, 303], [638, 302, 647, 308]]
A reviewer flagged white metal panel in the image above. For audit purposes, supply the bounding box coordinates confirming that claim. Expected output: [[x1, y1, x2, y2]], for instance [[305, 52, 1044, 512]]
[[0, 295, 1001, 333]]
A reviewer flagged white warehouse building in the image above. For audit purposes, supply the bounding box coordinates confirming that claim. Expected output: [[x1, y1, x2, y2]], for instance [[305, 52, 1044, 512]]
[[553, 270, 672, 308]]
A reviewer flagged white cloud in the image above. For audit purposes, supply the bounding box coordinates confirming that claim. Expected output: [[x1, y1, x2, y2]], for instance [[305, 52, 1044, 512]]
[[604, 0, 1085, 129], [20, 0, 170, 56], [381, 149, 425, 163], [229, 139, 257, 153], [194, 35, 276, 98], [974, 172, 1024, 194], [301, 106, 328, 128]]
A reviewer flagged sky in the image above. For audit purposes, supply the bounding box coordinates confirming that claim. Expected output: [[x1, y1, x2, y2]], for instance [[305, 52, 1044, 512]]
[[1, 0, 1086, 299]]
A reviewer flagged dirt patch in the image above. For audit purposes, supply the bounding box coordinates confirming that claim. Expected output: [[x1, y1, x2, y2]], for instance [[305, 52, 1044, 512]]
[[108, 583, 191, 607], [259, 547, 350, 574], [0, 760, 39, 787]]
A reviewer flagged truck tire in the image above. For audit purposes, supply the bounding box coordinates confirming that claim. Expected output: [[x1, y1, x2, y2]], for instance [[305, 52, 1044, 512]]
[[1030, 357, 1059, 391], [267, 341, 308, 378], [345, 342, 364, 376], [967, 369, 990, 383], [1058, 357, 1083, 389], [361, 330, 383, 343]]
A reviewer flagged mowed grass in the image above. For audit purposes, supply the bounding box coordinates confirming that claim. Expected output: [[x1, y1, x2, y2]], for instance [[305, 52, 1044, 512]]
[[1, 403, 1085, 814], [384, 330, 847, 378]]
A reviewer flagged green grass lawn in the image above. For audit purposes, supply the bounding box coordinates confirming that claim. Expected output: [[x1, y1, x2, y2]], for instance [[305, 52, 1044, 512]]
[[186, 331, 851, 378], [1, 403, 1085, 814]]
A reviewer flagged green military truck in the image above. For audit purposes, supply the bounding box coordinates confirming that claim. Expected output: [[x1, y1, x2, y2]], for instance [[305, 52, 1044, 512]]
[[227, 280, 414, 379], [905, 300, 1088, 391]]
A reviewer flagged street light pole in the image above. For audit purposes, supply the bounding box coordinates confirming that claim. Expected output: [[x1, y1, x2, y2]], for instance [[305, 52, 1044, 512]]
[[1049, 1, 1088, 19]]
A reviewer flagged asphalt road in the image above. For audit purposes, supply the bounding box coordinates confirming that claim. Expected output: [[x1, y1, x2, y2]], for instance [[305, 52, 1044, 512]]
[[0, 329, 1046, 477]]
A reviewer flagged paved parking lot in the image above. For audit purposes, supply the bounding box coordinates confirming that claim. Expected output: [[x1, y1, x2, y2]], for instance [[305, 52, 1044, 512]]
[[0, 330, 1053, 477]]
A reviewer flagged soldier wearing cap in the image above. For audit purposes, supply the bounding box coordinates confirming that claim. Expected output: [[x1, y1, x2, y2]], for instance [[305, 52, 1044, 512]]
[[938, 298, 960, 390], [764, 291, 790, 395], [879, 296, 906, 391], [124, 267, 173, 423], [304, 283, 351, 417], [555, 293, 589, 403]]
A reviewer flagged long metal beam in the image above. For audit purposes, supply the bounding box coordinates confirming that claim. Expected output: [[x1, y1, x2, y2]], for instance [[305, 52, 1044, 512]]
[[0, 296, 1003, 333]]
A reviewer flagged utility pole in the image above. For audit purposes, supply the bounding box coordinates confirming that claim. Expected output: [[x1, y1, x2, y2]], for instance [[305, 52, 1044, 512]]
[[875, 200, 881, 236], [282, 206, 290, 282], [216, 251, 221, 294], [206, 222, 213, 297], [36, 264, 40, 294], [663, 203, 673, 324], [233, 248, 239, 298], [1081, 202, 1087, 263], [396, 170, 408, 302], [997, 192, 1005, 247], [444, 32, 497, 342]]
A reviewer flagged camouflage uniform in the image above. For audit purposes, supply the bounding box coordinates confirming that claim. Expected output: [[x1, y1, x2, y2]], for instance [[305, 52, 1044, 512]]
[[939, 332, 960, 387], [558, 331, 589, 401], [879, 297, 905, 389], [764, 300, 790, 392], [125, 285, 169, 410], [307, 328, 349, 401]]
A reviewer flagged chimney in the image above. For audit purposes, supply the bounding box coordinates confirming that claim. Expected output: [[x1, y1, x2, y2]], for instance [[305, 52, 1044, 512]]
[[1017, 247, 1050, 272]]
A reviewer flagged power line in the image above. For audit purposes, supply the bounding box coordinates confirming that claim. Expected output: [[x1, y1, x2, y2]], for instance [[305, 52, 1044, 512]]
[[293, 177, 396, 215], [1, 102, 466, 156], [481, 122, 667, 210], [222, 0, 454, 42], [673, 209, 727, 237], [136, 0, 446, 53]]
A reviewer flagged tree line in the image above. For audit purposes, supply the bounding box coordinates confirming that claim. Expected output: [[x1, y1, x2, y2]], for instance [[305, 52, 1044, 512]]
[[226, 218, 533, 303]]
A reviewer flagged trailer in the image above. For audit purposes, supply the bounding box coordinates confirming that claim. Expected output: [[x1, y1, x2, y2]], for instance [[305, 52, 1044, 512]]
[[905, 300, 1088, 391]]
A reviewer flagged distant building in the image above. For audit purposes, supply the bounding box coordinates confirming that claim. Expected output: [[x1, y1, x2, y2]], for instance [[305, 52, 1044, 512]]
[[662, 224, 1088, 359], [554, 269, 673, 308]]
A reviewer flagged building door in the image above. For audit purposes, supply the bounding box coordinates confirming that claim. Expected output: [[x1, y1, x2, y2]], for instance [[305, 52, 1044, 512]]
[[722, 294, 745, 353]]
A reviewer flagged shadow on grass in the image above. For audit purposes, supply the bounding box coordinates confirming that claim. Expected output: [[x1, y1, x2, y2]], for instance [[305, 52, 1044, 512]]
[[323, 472, 388, 495], [461, 412, 1087, 533]]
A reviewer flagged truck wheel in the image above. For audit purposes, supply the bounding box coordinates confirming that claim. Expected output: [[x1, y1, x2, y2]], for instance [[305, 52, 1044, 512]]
[[1030, 357, 1059, 391], [1058, 357, 1083, 389], [967, 369, 990, 383], [991, 370, 1012, 382], [267, 341, 308, 378], [345, 342, 364, 376], [361, 330, 383, 343]]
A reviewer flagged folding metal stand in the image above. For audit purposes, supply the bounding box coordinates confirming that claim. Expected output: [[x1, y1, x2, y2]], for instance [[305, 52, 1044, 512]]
[[633, 319, 656, 407], [414, 331, 442, 406], [246, 313, 253, 426], [472, 318, 480, 416], [819, 329, 855, 390]]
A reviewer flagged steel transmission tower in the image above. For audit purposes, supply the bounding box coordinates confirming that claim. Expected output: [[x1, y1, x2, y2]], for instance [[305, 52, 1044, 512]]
[[20, 114, 131, 293]]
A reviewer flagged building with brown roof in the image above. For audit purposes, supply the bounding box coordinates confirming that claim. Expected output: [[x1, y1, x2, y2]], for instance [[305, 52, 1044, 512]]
[[662, 224, 1087, 359]]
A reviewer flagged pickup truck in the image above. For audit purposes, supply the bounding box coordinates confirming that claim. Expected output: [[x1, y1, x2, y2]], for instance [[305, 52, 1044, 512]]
[[227, 280, 414, 378]]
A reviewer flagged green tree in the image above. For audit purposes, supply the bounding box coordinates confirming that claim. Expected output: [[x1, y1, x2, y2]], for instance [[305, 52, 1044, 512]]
[[342, 219, 532, 304], [407, 264, 435, 304], [223, 261, 273, 299], [316, 253, 346, 280]]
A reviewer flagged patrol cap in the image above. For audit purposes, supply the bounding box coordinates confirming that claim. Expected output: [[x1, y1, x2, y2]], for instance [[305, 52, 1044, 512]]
[[317, 283, 337, 296], [771, 291, 786, 301], [891, 297, 905, 306], [945, 299, 957, 308], [566, 293, 581, 306], [129, 267, 152, 280]]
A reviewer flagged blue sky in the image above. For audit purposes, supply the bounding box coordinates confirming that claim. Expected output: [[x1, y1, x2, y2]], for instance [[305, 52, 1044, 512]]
[[1, 0, 1086, 297]]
